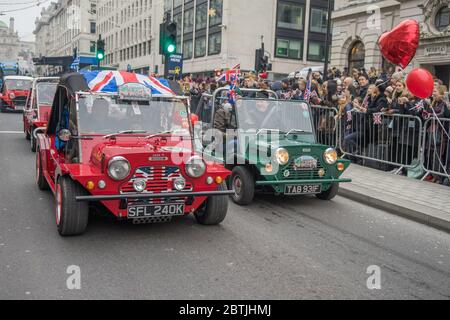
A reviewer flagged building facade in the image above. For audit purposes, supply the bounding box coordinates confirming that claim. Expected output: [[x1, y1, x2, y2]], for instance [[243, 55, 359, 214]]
[[0, 18, 23, 61], [331, 0, 450, 86], [97, 0, 163, 74], [34, 0, 98, 58], [97, 0, 332, 78], [164, 0, 332, 78]]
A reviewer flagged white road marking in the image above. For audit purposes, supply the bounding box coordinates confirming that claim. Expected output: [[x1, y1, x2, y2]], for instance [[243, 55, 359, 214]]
[[0, 131, 23, 134]]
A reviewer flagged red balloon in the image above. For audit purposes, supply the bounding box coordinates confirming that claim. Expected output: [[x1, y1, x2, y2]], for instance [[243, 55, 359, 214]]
[[378, 19, 420, 69], [406, 68, 435, 99]]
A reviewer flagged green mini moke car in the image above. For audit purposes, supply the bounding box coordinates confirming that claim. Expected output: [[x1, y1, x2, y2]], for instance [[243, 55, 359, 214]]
[[195, 88, 351, 205]]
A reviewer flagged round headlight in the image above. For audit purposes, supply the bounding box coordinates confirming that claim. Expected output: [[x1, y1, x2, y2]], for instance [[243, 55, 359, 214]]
[[173, 178, 186, 191], [108, 156, 131, 181], [133, 179, 147, 192], [324, 148, 338, 165], [275, 148, 290, 166], [185, 156, 206, 178]]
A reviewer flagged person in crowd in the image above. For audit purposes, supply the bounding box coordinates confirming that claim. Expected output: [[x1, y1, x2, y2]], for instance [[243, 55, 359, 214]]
[[389, 80, 411, 114], [367, 80, 388, 114], [358, 73, 370, 100]]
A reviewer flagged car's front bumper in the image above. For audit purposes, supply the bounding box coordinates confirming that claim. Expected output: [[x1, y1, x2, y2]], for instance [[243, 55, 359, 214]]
[[76, 190, 235, 202], [255, 178, 351, 186]]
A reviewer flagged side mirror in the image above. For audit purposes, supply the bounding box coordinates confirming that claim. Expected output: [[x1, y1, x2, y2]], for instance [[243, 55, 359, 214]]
[[58, 129, 72, 142]]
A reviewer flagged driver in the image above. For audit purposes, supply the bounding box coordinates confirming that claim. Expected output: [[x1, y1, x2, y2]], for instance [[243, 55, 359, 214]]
[[244, 99, 271, 128], [91, 98, 111, 132]]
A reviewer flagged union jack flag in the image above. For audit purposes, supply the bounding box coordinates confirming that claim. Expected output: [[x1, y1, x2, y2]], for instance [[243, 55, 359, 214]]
[[373, 113, 383, 125], [303, 69, 313, 103], [81, 71, 176, 96], [216, 64, 241, 82], [346, 110, 353, 122]]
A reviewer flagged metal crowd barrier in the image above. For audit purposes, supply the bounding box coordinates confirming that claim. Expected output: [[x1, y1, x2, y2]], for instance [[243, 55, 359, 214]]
[[336, 110, 423, 171], [310, 105, 339, 148], [421, 117, 450, 179]]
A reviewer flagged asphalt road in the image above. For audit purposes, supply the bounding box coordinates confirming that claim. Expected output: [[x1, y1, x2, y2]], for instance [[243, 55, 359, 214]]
[[0, 112, 449, 300]]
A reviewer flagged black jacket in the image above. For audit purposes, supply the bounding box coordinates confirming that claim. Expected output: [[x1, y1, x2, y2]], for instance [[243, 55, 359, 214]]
[[367, 93, 388, 114]]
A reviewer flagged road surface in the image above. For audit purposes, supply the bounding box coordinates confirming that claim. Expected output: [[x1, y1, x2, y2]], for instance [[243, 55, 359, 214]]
[[0, 112, 449, 300]]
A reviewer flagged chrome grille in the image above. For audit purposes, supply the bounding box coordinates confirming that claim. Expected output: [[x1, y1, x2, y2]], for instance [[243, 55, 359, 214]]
[[120, 166, 193, 204], [283, 157, 326, 180]]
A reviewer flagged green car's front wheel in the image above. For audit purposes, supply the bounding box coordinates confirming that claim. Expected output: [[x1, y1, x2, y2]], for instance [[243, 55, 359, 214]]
[[231, 166, 255, 206], [316, 183, 339, 201]]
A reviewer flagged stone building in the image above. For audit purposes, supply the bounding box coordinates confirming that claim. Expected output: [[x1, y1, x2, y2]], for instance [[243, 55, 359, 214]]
[[330, 0, 450, 86], [98, 0, 334, 79], [0, 18, 21, 61], [34, 0, 98, 58]]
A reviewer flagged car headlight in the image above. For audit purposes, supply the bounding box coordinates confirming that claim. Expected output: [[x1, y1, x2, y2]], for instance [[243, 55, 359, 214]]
[[108, 156, 131, 181], [275, 148, 289, 165], [133, 179, 147, 193], [9, 93, 15, 99], [324, 148, 338, 165], [185, 156, 206, 178]]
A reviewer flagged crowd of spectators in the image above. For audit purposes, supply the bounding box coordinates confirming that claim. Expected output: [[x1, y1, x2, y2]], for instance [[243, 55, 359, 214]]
[[180, 66, 450, 185]]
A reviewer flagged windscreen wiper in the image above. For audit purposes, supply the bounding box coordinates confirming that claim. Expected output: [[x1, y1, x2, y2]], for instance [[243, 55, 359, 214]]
[[285, 129, 308, 136], [103, 130, 148, 139], [145, 131, 174, 139]]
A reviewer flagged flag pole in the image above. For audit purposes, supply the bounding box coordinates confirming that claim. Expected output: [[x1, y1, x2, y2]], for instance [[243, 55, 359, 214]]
[[323, 0, 333, 81]]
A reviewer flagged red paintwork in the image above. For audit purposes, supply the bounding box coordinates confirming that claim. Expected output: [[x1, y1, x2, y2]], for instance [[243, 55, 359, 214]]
[[1, 88, 30, 111], [23, 78, 57, 136], [37, 133, 231, 219]]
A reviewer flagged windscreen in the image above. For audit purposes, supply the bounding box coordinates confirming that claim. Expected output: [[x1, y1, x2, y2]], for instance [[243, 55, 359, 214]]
[[36, 82, 57, 105], [5, 79, 32, 90], [76, 94, 191, 136], [235, 99, 313, 133]]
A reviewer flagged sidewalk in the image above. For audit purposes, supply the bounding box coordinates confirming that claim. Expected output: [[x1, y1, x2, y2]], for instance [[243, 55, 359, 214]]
[[339, 164, 450, 232]]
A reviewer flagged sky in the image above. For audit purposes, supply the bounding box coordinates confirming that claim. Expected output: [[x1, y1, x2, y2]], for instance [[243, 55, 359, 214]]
[[0, 0, 47, 42]]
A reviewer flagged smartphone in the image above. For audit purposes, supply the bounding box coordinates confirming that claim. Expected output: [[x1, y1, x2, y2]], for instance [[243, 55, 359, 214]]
[[444, 92, 450, 103]]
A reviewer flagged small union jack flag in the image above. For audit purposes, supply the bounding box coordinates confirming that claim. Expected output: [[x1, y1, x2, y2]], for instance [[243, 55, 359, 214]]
[[346, 110, 353, 122], [373, 113, 383, 125], [216, 64, 241, 82], [303, 69, 313, 103]]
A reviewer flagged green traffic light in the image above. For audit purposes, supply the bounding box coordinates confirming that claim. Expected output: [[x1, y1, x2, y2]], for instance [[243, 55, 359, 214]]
[[167, 44, 176, 54], [97, 52, 104, 60]]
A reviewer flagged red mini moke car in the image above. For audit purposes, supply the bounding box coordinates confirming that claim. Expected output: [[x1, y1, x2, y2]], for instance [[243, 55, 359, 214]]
[[23, 77, 59, 152], [0, 75, 33, 112], [35, 71, 233, 236]]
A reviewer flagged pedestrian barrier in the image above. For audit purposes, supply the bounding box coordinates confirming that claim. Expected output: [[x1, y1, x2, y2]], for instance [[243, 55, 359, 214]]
[[310, 105, 339, 148], [421, 117, 450, 180], [336, 110, 423, 171]]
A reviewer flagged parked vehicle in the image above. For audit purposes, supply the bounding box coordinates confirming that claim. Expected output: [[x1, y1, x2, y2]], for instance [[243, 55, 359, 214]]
[[0, 75, 33, 112], [23, 77, 59, 151], [197, 88, 351, 205], [288, 66, 324, 80], [35, 71, 233, 236]]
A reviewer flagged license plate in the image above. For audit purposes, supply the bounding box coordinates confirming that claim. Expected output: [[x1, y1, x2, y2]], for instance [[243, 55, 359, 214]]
[[127, 204, 185, 218], [284, 184, 322, 195]]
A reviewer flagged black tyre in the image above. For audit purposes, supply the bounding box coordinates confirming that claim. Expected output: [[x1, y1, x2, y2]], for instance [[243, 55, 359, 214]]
[[194, 182, 229, 225], [316, 183, 339, 200], [230, 166, 255, 205], [36, 148, 49, 191], [25, 126, 30, 140], [0, 101, 5, 113], [30, 126, 36, 152], [55, 176, 89, 236]]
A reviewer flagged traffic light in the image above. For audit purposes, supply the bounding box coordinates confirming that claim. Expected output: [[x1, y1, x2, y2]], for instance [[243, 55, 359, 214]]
[[160, 20, 177, 55], [255, 48, 269, 73], [96, 36, 105, 62]]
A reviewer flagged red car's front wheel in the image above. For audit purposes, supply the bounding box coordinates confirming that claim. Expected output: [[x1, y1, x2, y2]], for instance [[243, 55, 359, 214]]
[[36, 149, 49, 191], [55, 177, 89, 237]]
